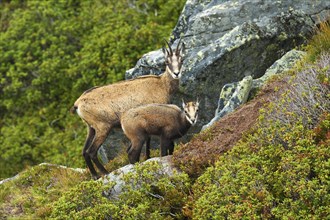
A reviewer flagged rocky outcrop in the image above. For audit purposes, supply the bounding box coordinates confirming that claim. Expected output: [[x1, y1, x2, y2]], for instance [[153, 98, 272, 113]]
[[252, 49, 306, 89], [202, 75, 253, 130], [101, 156, 177, 198], [126, 0, 330, 129], [202, 49, 306, 130]]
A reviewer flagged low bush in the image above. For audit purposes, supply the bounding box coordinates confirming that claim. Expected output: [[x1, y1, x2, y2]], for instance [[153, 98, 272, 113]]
[[50, 160, 191, 219], [0, 164, 89, 219], [305, 21, 330, 62], [190, 53, 330, 219]]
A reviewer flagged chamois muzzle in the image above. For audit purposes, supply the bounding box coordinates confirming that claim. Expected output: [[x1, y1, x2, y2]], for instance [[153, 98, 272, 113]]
[[173, 72, 180, 78]]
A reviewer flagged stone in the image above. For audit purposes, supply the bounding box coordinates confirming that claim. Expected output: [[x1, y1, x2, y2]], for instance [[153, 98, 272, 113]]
[[101, 156, 178, 198], [202, 75, 253, 130], [252, 49, 306, 89], [201, 49, 306, 131]]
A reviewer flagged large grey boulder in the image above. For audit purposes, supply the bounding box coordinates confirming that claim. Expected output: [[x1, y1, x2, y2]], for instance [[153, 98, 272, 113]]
[[126, 0, 330, 129]]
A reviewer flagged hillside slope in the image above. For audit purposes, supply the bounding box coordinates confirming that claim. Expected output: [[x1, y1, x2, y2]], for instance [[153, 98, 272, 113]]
[[173, 77, 289, 176], [1, 1, 329, 219], [1, 50, 328, 219]]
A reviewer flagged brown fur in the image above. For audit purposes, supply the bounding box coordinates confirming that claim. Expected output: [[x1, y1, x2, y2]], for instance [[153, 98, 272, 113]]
[[121, 101, 198, 163], [72, 41, 184, 179]]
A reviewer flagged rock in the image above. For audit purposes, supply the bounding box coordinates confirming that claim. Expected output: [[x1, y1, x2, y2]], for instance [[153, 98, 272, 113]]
[[126, 50, 165, 78], [202, 75, 253, 130], [126, 0, 330, 130], [252, 49, 306, 89], [101, 156, 178, 198], [98, 127, 128, 164], [200, 49, 306, 131]]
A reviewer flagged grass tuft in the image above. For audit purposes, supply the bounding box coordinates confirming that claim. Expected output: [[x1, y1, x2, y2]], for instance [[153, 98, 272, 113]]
[[305, 21, 330, 62]]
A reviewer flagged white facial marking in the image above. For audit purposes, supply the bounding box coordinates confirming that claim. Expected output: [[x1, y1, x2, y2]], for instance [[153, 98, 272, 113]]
[[183, 101, 199, 125], [164, 42, 183, 79], [76, 108, 83, 118]]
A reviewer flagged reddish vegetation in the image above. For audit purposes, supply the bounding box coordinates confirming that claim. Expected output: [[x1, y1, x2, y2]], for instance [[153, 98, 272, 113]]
[[173, 78, 288, 176]]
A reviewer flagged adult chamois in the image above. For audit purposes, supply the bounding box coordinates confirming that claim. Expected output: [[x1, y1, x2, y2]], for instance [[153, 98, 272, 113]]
[[121, 100, 199, 163], [71, 40, 184, 179]]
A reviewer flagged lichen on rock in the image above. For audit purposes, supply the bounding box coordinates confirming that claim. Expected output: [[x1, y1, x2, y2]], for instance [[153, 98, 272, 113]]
[[202, 75, 253, 130]]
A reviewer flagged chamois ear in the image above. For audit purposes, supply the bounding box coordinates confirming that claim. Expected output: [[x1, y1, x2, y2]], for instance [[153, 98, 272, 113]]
[[182, 98, 186, 109], [196, 96, 200, 107]]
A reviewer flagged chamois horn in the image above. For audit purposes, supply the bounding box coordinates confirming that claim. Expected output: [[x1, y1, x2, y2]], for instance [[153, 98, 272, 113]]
[[175, 38, 182, 55], [164, 39, 173, 56]]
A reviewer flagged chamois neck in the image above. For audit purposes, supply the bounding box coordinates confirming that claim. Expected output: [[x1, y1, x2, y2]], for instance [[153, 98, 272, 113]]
[[179, 112, 192, 134], [161, 69, 179, 94]]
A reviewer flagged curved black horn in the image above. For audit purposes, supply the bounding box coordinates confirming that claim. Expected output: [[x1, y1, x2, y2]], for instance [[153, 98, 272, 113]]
[[164, 39, 173, 55], [175, 38, 182, 55]]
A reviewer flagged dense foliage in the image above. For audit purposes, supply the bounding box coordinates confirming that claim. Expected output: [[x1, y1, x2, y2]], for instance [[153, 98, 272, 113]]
[[0, 163, 89, 219], [0, 0, 186, 179], [50, 161, 190, 219], [0, 161, 190, 219]]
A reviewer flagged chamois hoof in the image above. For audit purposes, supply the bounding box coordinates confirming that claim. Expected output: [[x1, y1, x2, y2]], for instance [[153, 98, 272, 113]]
[[92, 175, 101, 180]]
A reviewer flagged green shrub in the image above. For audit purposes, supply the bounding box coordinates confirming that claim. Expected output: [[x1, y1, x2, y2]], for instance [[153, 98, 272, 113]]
[[0, 164, 89, 219], [191, 53, 330, 219], [50, 180, 118, 220], [305, 21, 330, 62], [0, 0, 186, 179], [117, 161, 191, 219], [50, 160, 191, 219]]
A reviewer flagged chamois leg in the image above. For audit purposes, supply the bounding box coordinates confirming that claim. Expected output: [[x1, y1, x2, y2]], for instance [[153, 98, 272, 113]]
[[126, 143, 132, 153], [168, 141, 175, 155], [82, 126, 99, 179], [87, 127, 110, 178], [127, 138, 145, 164], [160, 136, 171, 157], [145, 137, 151, 159]]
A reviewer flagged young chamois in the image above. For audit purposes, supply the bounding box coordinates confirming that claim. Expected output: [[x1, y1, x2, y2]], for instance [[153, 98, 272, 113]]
[[71, 40, 184, 179], [121, 99, 199, 163]]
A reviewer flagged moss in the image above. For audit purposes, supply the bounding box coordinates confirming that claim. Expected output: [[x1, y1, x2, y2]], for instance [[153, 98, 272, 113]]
[[278, 32, 288, 41], [266, 43, 279, 53]]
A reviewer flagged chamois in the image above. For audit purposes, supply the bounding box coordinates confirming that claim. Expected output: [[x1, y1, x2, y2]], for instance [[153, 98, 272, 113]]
[[121, 100, 199, 163], [71, 40, 184, 179]]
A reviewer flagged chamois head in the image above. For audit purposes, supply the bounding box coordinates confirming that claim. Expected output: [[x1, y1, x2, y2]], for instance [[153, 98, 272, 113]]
[[182, 99, 199, 125], [163, 39, 184, 79]]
